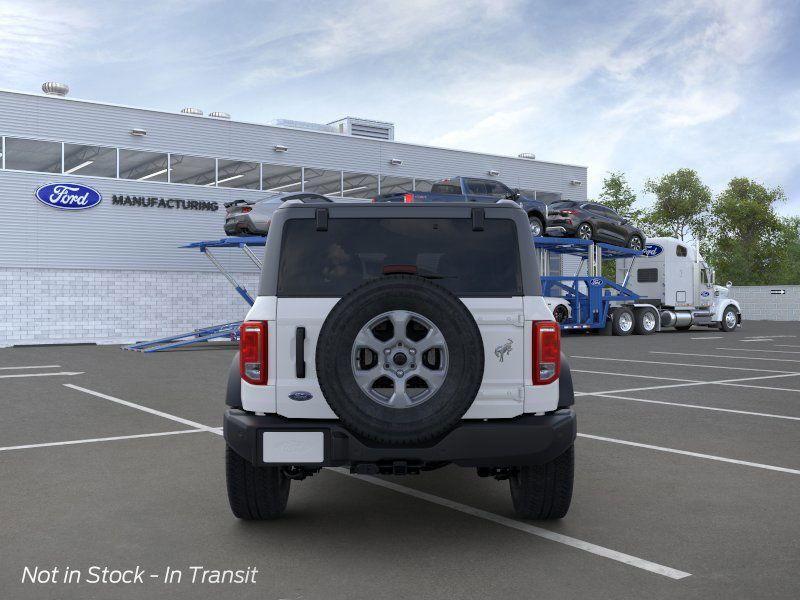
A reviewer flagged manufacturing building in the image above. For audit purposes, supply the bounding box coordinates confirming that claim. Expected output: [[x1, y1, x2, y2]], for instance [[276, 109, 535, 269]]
[[0, 85, 587, 346]]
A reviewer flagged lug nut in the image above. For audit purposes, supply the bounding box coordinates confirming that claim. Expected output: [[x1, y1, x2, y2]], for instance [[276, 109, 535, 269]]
[[410, 363, 416, 369], [384, 363, 390, 369]]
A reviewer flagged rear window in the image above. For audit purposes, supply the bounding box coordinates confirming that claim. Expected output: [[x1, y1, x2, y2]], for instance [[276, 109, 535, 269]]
[[430, 183, 462, 195], [277, 217, 522, 297]]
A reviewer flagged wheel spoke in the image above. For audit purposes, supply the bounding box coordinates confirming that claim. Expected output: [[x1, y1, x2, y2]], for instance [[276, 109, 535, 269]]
[[417, 327, 446, 353], [353, 328, 382, 353], [388, 310, 412, 341], [352, 367, 381, 389], [419, 365, 447, 388], [387, 378, 413, 408]]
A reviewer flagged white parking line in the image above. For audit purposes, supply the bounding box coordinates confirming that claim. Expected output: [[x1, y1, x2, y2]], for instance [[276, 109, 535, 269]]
[[64, 384, 219, 433], [0, 371, 84, 379], [651, 351, 800, 364], [578, 434, 800, 475], [575, 372, 800, 397], [715, 348, 800, 355], [690, 336, 723, 340], [0, 365, 61, 370], [0, 429, 204, 453], [777, 344, 800, 349], [739, 339, 773, 343], [569, 355, 797, 374], [572, 369, 701, 383], [329, 467, 691, 580], [582, 393, 800, 421]]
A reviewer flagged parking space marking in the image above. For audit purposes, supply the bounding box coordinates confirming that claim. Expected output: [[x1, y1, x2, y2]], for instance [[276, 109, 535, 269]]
[[576, 372, 800, 397], [0, 365, 61, 370], [776, 344, 800, 349], [0, 371, 84, 379], [651, 351, 800, 364], [570, 355, 798, 374], [64, 384, 219, 433], [582, 393, 800, 421], [572, 369, 702, 383], [329, 467, 691, 580], [690, 336, 723, 340], [715, 347, 800, 355], [578, 434, 800, 475], [0, 429, 204, 453]]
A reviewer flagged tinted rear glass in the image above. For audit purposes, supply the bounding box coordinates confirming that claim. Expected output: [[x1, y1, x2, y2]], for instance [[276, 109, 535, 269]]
[[277, 218, 522, 297], [430, 183, 462, 194]]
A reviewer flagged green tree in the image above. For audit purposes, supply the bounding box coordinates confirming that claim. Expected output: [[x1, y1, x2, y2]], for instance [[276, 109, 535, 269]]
[[642, 168, 711, 241], [598, 171, 643, 224], [706, 178, 788, 285]]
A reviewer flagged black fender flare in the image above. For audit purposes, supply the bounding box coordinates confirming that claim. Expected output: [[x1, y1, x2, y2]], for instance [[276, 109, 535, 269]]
[[527, 210, 546, 224], [226, 351, 242, 408], [558, 352, 574, 408]]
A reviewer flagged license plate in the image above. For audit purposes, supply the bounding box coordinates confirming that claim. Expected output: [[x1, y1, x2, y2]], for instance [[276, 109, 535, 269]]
[[262, 432, 324, 463]]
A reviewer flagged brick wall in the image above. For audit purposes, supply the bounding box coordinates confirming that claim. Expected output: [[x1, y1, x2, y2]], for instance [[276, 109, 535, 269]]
[[0, 268, 259, 347], [729, 285, 800, 321]]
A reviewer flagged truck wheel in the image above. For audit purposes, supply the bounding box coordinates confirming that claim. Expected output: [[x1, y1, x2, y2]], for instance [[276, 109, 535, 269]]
[[226, 445, 290, 520], [633, 308, 657, 335], [528, 215, 544, 237], [611, 307, 634, 336], [510, 445, 574, 519], [316, 274, 484, 445], [719, 306, 739, 332]]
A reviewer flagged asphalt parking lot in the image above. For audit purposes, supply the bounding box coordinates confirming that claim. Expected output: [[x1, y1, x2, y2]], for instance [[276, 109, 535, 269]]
[[2, 321, 799, 599]]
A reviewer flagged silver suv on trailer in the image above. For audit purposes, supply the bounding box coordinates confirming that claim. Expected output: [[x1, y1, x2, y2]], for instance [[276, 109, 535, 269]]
[[224, 201, 576, 520]]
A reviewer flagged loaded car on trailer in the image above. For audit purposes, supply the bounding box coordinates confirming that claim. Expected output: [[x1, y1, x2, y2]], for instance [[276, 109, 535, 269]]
[[373, 177, 549, 237], [224, 200, 576, 520], [546, 200, 646, 250]]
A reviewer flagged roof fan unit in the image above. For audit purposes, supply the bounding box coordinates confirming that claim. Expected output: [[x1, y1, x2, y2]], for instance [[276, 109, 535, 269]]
[[180, 107, 203, 116], [42, 82, 69, 96]]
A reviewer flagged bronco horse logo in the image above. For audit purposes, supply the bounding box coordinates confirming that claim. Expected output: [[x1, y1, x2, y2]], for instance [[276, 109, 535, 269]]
[[494, 338, 513, 362]]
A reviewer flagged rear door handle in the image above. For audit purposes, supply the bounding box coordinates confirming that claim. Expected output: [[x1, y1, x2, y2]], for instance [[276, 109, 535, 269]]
[[296, 327, 306, 378]]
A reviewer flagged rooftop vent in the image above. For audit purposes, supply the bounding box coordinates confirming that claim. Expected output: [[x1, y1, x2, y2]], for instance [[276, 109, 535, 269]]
[[180, 107, 203, 116], [209, 111, 230, 119], [268, 119, 337, 134], [42, 82, 69, 96], [329, 117, 394, 141], [518, 152, 536, 160]]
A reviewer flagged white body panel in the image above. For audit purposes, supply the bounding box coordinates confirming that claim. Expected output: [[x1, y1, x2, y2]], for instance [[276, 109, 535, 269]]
[[241, 294, 560, 418]]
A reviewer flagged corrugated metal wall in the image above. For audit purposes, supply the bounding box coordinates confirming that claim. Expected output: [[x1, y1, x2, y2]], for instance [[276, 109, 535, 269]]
[[0, 89, 587, 272]]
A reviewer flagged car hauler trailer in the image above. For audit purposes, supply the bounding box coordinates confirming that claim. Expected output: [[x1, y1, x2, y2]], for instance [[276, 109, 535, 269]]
[[535, 236, 742, 335]]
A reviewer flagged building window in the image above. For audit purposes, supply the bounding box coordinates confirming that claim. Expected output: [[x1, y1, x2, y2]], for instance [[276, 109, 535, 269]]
[[119, 149, 169, 182], [379, 175, 413, 195], [342, 172, 379, 198], [4, 137, 61, 173], [262, 164, 302, 193], [170, 154, 216, 186], [414, 178, 436, 192], [217, 159, 260, 189], [63, 144, 117, 177], [304, 168, 342, 196]]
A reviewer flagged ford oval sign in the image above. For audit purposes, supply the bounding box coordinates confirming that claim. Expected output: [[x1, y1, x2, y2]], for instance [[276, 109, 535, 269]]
[[288, 391, 313, 402], [642, 244, 663, 257], [35, 183, 102, 210], [589, 278, 603, 286], [700, 290, 710, 297]]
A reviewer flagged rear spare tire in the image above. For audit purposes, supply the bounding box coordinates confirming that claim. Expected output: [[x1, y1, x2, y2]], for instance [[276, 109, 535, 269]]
[[316, 275, 484, 445]]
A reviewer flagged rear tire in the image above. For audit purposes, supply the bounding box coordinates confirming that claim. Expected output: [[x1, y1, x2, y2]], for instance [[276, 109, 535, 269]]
[[612, 307, 634, 336], [226, 445, 290, 520], [634, 308, 657, 335], [576, 223, 593, 240], [627, 235, 644, 251], [552, 304, 569, 324], [528, 215, 544, 237], [510, 446, 574, 520]]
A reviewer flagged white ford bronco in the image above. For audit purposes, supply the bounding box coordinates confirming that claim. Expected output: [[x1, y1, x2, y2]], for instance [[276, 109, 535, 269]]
[[224, 201, 576, 520]]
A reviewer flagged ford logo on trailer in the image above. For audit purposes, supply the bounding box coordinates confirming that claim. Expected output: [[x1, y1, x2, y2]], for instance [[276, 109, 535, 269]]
[[588, 278, 603, 286], [642, 244, 663, 257], [35, 183, 102, 210]]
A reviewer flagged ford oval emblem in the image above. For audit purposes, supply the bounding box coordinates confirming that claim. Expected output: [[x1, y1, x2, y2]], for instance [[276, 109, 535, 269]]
[[642, 244, 663, 257], [35, 183, 102, 210], [701, 290, 710, 297], [288, 391, 313, 402], [589, 278, 603, 286]]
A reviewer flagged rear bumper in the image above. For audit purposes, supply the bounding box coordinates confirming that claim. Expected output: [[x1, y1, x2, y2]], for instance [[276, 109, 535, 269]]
[[224, 409, 577, 468]]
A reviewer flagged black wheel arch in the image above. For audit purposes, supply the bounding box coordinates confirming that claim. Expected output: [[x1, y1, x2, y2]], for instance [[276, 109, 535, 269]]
[[558, 352, 574, 408], [226, 351, 242, 408]]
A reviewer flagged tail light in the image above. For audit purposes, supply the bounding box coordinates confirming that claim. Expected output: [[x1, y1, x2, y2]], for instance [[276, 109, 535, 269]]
[[240, 321, 267, 385], [240, 207, 252, 213], [560, 209, 578, 215], [403, 193, 414, 203], [532, 321, 560, 385]]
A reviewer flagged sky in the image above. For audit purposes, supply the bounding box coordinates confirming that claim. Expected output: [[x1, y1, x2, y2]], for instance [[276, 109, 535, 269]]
[[1, 0, 799, 213]]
